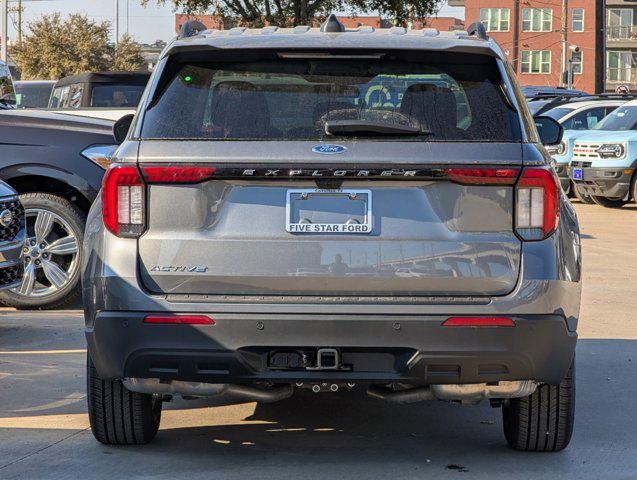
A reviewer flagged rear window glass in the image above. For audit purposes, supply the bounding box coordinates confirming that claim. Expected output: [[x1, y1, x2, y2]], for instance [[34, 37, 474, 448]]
[[141, 56, 520, 142], [594, 106, 637, 131], [91, 84, 145, 108], [16, 85, 53, 108]]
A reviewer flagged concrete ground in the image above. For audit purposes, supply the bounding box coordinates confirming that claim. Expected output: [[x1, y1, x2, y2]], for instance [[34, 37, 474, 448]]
[[0, 203, 636, 479]]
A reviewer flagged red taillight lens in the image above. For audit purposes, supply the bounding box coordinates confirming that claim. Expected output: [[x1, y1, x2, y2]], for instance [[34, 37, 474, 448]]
[[515, 167, 559, 240], [442, 317, 515, 327], [103, 165, 219, 238], [143, 314, 215, 325], [141, 166, 216, 184], [445, 167, 520, 185], [102, 165, 145, 237]]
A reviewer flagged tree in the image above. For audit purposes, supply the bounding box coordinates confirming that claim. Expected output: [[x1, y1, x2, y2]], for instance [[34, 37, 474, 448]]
[[12, 13, 146, 80], [113, 34, 147, 72], [143, 0, 442, 28], [352, 0, 442, 26]]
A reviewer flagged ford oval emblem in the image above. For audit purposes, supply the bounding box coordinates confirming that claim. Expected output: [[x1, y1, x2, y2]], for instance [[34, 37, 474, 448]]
[[312, 144, 347, 155]]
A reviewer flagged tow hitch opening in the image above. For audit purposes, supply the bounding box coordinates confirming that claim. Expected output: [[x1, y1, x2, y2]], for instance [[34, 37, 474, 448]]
[[267, 348, 345, 371]]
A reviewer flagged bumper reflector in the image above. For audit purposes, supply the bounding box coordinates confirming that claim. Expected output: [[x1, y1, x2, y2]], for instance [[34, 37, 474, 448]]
[[442, 317, 515, 327], [143, 315, 215, 325]]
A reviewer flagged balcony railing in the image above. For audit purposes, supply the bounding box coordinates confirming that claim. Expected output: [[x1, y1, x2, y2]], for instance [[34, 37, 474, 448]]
[[607, 25, 637, 41], [606, 68, 637, 86]]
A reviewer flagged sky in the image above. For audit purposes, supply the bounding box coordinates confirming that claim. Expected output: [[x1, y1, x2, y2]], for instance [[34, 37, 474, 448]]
[[9, 0, 464, 45]]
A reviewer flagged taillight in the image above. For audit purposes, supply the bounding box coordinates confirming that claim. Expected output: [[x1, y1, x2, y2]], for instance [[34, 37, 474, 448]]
[[445, 167, 520, 185], [103, 164, 219, 238], [141, 166, 216, 184], [515, 167, 559, 240], [102, 165, 145, 237]]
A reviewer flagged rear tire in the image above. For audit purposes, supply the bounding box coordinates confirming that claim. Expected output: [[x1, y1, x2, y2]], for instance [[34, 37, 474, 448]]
[[591, 196, 628, 208], [502, 359, 575, 452], [87, 354, 162, 445], [572, 184, 595, 204]]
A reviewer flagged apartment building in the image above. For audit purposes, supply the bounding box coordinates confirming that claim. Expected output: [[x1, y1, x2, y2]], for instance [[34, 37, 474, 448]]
[[452, 0, 603, 93], [606, 0, 637, 92]]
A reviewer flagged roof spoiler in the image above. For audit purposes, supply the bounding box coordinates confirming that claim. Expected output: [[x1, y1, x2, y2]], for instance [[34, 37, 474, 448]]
[[179, 19, 208, 39], [467, 22, 488, 40]]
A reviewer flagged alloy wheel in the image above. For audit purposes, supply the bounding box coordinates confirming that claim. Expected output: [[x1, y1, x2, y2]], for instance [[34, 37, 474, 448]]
[[13, 208, 79, 297]]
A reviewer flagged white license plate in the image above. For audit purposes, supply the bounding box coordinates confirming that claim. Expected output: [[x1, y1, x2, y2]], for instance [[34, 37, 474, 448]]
[[572, 168, 583, 181], [286, 189, 373, 234]]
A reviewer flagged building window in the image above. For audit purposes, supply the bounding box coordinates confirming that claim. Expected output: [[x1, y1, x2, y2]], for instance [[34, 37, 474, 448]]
[[521, 8, 553, 32], [571, 8, 584, 32], [520, 50, 551, 74], [607, 51, 634, 82], [479, 8, 510, 32], [571, 51, 583, 75], [607, 9, 634, 40]]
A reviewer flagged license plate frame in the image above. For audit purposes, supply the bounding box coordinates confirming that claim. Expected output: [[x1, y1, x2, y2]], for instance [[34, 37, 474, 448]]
[[286, 189, 373, 234], [572, 167, 583, 181]]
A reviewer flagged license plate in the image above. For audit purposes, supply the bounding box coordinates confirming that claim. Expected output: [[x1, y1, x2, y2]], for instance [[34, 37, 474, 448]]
[[286, 189, 373, 234], [572, 168, 583, 180]]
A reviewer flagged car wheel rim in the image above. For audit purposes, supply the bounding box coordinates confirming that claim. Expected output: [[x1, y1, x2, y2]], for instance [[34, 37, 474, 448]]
[[11, 208, 79, 298]]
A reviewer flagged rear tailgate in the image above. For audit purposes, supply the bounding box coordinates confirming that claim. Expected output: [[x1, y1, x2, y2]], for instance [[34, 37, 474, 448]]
[[137, 141, 522, 297]]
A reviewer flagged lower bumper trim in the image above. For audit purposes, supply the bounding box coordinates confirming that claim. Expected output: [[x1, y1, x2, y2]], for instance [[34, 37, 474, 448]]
[[87, 312, 577, 386]]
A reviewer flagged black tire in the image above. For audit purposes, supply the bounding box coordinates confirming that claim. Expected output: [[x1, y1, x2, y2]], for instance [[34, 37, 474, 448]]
[[502, 359, 575, 452], [591, 195, 628, 208], [0, 192, 85, 309], [87, 354, 162, 445], [572, 184, 595, 204]]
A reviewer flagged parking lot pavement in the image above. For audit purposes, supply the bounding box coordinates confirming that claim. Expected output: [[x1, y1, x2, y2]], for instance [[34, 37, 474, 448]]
[[1, 203, 636, 480]]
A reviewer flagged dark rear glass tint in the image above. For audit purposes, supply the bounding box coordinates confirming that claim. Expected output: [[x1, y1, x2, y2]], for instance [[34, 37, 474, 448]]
[[91, 84, 145, 108], [141, 56, 521, 142]]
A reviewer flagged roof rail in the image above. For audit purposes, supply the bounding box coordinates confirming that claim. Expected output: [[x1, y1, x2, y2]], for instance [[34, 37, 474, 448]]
[[467, 21, 488, 40], [321, 14, 346, 33], [179, 19, 208, 39]]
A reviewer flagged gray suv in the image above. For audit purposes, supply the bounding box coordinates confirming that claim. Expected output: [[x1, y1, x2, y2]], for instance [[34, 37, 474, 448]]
[[83, 18, 581, 451]]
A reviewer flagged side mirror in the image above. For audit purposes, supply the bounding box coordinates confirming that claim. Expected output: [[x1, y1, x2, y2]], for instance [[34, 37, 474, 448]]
[[113, 114, 135, 144], [534, 116, 563, 146]]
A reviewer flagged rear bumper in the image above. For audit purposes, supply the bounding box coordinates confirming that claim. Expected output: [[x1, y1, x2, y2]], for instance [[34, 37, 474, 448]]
[[569, 165, 634, 198], [86, 312, 576, 386]]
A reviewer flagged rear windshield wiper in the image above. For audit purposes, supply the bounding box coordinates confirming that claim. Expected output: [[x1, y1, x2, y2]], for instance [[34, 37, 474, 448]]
[[325, 120, 431, 137]]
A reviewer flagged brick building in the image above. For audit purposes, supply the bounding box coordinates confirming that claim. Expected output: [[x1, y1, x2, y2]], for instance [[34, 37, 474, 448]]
[[452, 0, 603, 93], [175, 14, 463, 34]]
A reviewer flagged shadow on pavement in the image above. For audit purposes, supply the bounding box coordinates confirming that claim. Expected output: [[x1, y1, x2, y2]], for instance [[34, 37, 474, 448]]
[[0, 339, 635, 479]]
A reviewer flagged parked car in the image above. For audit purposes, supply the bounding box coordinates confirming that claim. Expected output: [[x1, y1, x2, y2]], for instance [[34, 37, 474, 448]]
[[83, 18, 581, 451], [0, 180, 26, 291], [0, 62, 117, 308], [570, 99, 637, 208], [49, 71, 150, 121], [14, 80, 55, 109], [540, 96, 631, 199]]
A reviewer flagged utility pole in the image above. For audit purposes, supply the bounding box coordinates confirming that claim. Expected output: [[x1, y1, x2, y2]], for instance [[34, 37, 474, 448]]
[[513, 0, 520, 72], [561, 0, 568, 87], [115, 0, 119, 45], [0, 0, 7, 63], [126, 0, 129, 36], [17, 0, 21, 48]]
